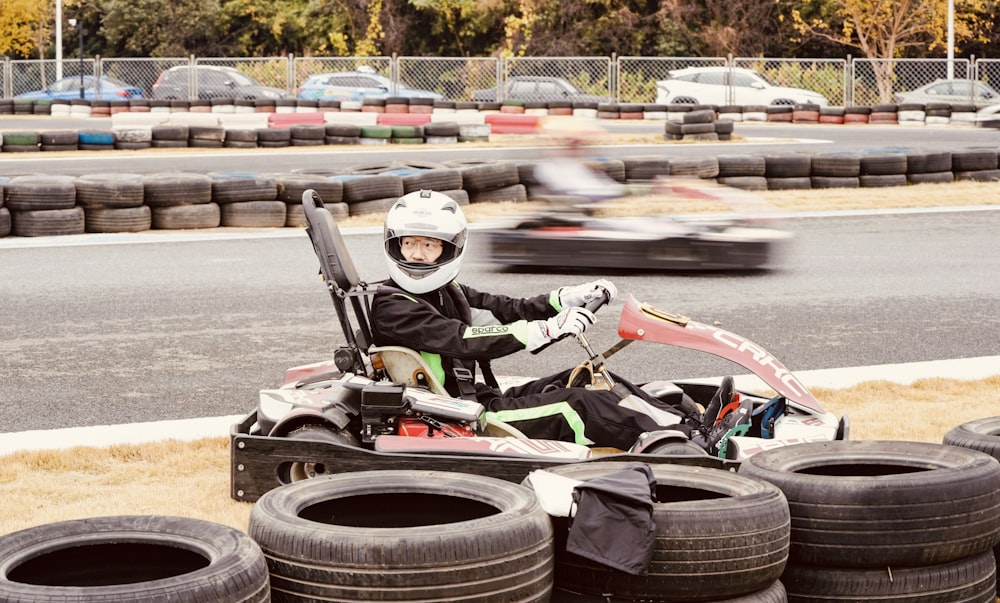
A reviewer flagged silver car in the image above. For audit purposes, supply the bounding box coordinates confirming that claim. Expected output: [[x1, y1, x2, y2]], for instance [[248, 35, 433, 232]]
[[894, 79, 1000, 109]]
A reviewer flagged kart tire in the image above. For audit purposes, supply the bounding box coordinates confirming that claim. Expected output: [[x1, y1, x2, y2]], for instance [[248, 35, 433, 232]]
[[0, 515, 269, 603], [553, 579, 787, 603], [738, 440, 1000, 568], [781, 550, 996, 603], [248, 470, 554, 602], [537, 462, 789, 602]]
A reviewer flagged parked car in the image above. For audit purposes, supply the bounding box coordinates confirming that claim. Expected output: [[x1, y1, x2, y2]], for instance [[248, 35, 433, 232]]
[[16, 75, 144, 101], [471, 76, 609, 103], [655, 67, 828, 106], [894, 79, 1000, 109], [151, 65, 287, 100], [296, 70, 444, 102]]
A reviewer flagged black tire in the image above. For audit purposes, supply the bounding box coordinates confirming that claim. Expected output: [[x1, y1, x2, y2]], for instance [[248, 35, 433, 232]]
[[1, 144, 41, 153], [188, 125, 226, 142], [151, 124, 189, 141], [341, 174, 405, 203], [324, 135, 359, 145], [39, 130, 79, 145], [670, 156, 720, 178], [470, 183, 528, 204], [220, 200, 287, 228], [0, 515, 269, 603], [810, 153, 861, 178], [0, 207, 11, 237], [766, 177, 812, 191], [623, 157, 672, 181], [859, 153, 908, 176], [458, 162, 521, 192], [348, 196, 401, 216], [150, 139, 189, 149], [225, 129, 259, 143], [553, 579, 787, 603], [143, 173, 214, 207], [78, 143, 115, 151], [717, 176, 768, 191], [248, 470, 554, 602], [151, 203, 221, 229], [273, 174, 344, 204], [209, 172, 278, 204], [401, 168, 464, 193], [859, 173, 907, 187], [907, 171, 953, 184], [763, 155, 813, 178], [781, 551, 996, 603], [944, 416, 1000, 461], [424, 121, 461, 137], [538, 462, 789, 602], [717, 155, 767, 178], [738, 440, 1000, 568], [188, 138, 224, 148], [84, 206, 152, 233], [325, 123, 362, 137], [256, 128, 291, 143], [11, 207, 85, 237], [951, 148, 998, 172], [906, 150, 952, 174], [4, 175, 77, 211], [440, 188, 471, 205], [41, 143, 79, 152], [75, 173, 146, 209], [809, 176, 859, 189]]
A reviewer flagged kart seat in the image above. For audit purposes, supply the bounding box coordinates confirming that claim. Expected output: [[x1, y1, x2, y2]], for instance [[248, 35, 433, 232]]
[[300, 189, 448, 396]]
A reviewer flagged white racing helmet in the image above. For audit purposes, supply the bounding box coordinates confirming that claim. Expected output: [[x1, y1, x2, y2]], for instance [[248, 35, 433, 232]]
[[383, 190, 468, 294]]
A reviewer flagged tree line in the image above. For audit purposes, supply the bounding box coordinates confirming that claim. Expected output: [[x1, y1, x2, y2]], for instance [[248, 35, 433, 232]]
[[2, 0, 998, 65]]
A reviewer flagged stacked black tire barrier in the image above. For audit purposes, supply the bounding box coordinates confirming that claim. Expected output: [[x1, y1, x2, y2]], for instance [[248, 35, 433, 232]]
[[533, 462, 790, 602], [943, 416, 1000, 597], [739, 440, 1000, 602], [248, 470, 554, 602], [0, 515, 270, 602], [1, 144, 999, 238]]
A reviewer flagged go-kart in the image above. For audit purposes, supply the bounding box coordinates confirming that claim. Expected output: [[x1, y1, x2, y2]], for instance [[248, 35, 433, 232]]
[[229, 190, 848, 503], [486, 176, 793, 271]]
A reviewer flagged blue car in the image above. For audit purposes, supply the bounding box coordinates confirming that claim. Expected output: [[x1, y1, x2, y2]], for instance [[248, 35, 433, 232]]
[[16, 75, 145, 101], [296, 70, 443, 102]]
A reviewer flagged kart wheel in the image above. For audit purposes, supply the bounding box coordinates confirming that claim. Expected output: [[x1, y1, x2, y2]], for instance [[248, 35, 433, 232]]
[[0, 515, 269, 603], [282, 425, 359, 482], [537, 462, 789, 602], [738, 440, 1000, 568], [248, 470, 553, 602]]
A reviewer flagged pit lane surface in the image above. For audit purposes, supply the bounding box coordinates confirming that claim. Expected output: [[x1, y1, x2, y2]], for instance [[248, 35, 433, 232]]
[[1, 207, 998, 434]]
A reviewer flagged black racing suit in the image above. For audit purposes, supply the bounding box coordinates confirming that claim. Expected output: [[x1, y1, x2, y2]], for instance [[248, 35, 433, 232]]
[[369, 280, 691, 450]]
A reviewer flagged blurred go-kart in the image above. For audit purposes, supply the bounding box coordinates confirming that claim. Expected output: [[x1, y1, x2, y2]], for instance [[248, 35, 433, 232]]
[[487, 165, 793, 272]]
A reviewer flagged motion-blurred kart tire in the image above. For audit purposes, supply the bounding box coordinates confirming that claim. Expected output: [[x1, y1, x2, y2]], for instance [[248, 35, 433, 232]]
[[151, 203, 221, 230], [75, 173, 146, 209], [0, 515, 270, 603], [248, 470, 554, 602], [536, 462, 790, 602], [781, 550, 996, 603], [143, 173, 213, 207], [11, 207, 85, 237], [738, 440, 1000, 568], [4, 175, 77, 210], [220, 200, 287, 228], [84, 206, 152, 233]]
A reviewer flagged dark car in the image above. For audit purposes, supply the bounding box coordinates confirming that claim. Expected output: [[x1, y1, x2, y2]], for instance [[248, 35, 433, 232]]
[[151, 65, 287, 100], [471, 76, 608, 103]]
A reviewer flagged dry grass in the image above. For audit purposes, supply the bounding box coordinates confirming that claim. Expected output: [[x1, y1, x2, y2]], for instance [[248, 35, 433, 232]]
[[1, 375, 997, 537]]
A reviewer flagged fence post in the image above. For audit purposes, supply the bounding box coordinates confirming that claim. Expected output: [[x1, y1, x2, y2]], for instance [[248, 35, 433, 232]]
[[287, 53, 294, 96], [845, 54, 853, 107], [610, 52, 618, 103]]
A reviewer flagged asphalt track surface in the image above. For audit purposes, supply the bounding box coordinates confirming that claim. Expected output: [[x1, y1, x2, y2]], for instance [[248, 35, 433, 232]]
[[1, 122, 999, 451]]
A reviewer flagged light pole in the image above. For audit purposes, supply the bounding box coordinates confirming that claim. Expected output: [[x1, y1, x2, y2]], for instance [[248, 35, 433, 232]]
[[68, 18, 84, 99]]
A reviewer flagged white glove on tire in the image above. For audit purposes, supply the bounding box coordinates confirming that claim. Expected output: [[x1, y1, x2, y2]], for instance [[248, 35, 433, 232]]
[[558, 279, 618, 309], [526, 307, 596, 353]]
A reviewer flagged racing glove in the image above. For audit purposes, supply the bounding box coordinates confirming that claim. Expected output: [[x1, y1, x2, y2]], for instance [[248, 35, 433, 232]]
[[526, 307, 597, 353], [558, 279, 618, 309]]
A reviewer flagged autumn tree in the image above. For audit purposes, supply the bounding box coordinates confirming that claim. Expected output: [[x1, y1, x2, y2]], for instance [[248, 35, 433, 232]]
[[0, 0, 53, 59], [789, 0, 993, 102], [657, 0, 783, 57]]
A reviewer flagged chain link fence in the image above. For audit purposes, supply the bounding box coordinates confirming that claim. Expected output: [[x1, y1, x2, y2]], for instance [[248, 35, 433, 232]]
[[3, 54, 999, 107]]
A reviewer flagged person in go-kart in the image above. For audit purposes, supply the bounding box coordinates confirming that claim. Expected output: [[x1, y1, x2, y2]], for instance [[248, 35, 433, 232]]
[[370, 189, 716, 452]]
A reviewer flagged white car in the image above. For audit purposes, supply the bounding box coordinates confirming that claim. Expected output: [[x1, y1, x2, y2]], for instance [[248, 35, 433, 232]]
[[656, 67, 828, 106]]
